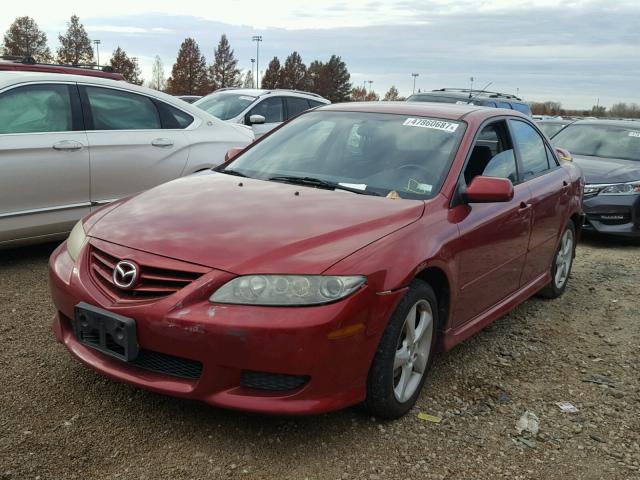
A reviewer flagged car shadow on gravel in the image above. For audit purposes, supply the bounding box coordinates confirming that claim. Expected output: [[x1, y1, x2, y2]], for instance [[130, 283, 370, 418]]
[[0, 241, 60, 265], [579, 231, 640, 249]]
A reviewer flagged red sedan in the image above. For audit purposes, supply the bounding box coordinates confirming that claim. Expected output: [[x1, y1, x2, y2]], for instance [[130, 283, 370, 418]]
[[49, 103, 584, 418]]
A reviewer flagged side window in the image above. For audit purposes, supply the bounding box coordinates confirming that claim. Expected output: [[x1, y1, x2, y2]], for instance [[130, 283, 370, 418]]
[[496, 101, 512, 109], [510, 119, 551, 180], [285, 97, 311, 119], [309, 100, 325, 108], [546, 144, 560, 167], [85, 86, 161, 130], [156, 101, 194, 129], [247, 97, 284, 124], [512, 103, 532, 115], [0, 84, 73, 134], [464, 121, 518, 185]]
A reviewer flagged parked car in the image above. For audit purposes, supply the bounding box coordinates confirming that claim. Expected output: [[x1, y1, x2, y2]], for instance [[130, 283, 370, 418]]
[[0, 55, 125, 81], [536, 119, 574, 138], [407, 88, 532, 116], [551, 120, 640, 237], [176, 95, 202, 104], [0, 72, 254, 248], [49, 102, 583, 418], [194, 88, 330, 137]]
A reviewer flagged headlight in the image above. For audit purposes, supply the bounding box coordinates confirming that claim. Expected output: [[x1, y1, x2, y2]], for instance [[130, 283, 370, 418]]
[[210, 275, 367, 306], [66, 220, 87, 262], [599, 181, 640, 195]]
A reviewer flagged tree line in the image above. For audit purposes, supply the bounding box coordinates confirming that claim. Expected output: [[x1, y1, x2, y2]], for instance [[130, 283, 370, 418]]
[[530, 101, 640, 119], [1, 15, 408, 102]]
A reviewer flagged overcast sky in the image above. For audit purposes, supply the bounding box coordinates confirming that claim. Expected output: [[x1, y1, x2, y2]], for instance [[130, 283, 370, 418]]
[[3, 0, 639, 108]]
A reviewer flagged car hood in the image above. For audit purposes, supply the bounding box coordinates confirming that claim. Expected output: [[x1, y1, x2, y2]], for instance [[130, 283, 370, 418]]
[[572, 155, 640, 184], [88, 174, 425, 274]]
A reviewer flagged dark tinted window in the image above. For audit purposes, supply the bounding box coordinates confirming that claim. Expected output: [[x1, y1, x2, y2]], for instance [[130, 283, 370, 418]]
[[496, 101, 512, 109], [0, 84, 73, 134], [157, 102, 194, 129], [309, 100, 325, 108], [510, 120, 550, 179], [248, 97, 284, 123], [86, 87, 160, 130], [286, 97, 311, 119], [512, 103, 532, 115]]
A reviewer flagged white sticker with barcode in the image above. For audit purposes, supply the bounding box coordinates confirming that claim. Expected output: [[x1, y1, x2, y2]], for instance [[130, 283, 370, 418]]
[[403, 118, 459, 132], [629, 131, 640, 138]]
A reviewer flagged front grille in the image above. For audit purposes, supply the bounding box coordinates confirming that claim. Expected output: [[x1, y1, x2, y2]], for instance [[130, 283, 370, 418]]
[[587, 213, 631, 225], [89, 245, 205, 302], [130, 350, 203, 379], [241, 370, 310, 391]]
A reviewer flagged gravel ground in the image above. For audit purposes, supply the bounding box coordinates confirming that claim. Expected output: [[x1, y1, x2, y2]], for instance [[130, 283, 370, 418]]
[[1, 234, 638, 480]]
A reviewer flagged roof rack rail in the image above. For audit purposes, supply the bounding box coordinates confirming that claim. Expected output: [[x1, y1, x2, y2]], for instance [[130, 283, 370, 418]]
[[0, 55, 116, 73], [432, 88, 522, 101], [268, 89, 324, 99]]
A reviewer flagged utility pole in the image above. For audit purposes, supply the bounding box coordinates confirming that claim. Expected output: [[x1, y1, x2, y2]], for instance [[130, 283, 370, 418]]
[[411, 73, 419, 94], [252, 35, 262, 88], [250, 58, 255, 88], [367, 80, 373, 91], [93, 39, 101, 66]]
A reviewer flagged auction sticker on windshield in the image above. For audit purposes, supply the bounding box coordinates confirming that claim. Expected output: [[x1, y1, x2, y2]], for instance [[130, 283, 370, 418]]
[[629, 131, 640, 138], [403, 118, 459, 132]]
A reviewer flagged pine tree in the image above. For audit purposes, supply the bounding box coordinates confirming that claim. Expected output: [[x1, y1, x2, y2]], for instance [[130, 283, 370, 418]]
[[2, 16, 52, 62], [56, 15, 94, 65], [166, 38, 211, 95], [149, 55, 166, 91], [307, 60, 327, 96], [261, 57, 281, 89], [242, 70, 254, 88], [383, 86, 400, 101], [209, 34, 241, 88], [109, 47, 143, 85], [280, 51, 308, 90], [322, 55, 351, 102]]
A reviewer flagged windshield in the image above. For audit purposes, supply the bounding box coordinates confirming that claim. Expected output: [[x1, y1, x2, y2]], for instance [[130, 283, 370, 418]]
[[552, 124, 640, 162], [537, 122, 568, 138], [223, 111, 465, 199], [194, 92, 257, 120]]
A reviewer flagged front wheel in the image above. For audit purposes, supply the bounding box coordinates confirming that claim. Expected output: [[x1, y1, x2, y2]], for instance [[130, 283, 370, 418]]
[[538, 221, 576, 299], [364, 280, 438, 419]]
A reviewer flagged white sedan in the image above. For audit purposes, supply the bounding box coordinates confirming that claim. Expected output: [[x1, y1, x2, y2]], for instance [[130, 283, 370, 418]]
[[0, 72, 254, 248]]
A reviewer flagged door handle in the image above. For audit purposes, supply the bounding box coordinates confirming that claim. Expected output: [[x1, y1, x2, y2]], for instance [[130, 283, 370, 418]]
[[561, 180, 570, 190], [151, 138, 174, 148], [519, 201, 532, 211], [52, 140, 83, 151]]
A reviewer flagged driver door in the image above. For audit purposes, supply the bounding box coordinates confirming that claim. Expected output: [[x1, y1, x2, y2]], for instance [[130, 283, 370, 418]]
[[451, 120, 533, 326]]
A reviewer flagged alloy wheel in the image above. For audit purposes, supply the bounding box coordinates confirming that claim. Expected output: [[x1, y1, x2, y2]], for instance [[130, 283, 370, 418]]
[[554, 228, 574, 289]]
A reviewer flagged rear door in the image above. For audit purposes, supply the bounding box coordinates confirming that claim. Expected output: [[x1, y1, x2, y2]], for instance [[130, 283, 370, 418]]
[[245, 96, 284, 138], [0, 82, 90, 243], [452, 120, 532, 325], [284, 96, 312, 120], [509, 119, 571, 284], [80, 85, 190, 207]]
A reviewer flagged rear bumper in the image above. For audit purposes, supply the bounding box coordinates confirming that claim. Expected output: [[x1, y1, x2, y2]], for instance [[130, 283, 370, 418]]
[[49, 241, 405, 415], [582, 193, 640, 237]]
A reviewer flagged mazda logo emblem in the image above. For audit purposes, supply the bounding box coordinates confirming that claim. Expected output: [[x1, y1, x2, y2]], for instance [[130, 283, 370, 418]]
[[113, 260, 139, 289]]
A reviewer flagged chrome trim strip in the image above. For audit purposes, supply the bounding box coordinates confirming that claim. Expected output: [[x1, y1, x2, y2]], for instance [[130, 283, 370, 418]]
[[0, 202, 91, 219]]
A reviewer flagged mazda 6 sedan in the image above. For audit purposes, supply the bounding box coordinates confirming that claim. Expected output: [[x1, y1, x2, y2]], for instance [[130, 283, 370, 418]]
[[49, 103, 584, 418]]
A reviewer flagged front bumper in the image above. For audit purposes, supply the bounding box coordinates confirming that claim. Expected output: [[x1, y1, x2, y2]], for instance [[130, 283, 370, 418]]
[[49, 240, 404, 415], [582, 193, 640, 237]]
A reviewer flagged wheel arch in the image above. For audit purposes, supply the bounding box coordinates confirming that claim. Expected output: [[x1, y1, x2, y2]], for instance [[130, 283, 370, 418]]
[[414, 266, 451, 331]]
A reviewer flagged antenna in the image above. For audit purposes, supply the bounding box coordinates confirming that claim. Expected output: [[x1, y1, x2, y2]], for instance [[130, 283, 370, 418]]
[[468, 82, 493, 103]]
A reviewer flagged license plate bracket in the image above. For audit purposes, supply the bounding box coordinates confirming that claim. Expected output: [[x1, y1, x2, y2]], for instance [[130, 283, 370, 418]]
[[73, 302, 139, 362]]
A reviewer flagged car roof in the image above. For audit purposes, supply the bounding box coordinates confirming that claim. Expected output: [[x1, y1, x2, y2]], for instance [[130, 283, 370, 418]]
[[409, 90, 526, 104], [207, 87, 330, 102], [0, 71, 218, 120], [316, 101, 529, 122], [537, 119, 574, 124], [567, 119, 640, 128]]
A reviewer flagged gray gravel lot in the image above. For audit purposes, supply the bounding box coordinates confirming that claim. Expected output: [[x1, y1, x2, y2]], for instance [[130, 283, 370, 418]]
[[1, 235, 639, 479]]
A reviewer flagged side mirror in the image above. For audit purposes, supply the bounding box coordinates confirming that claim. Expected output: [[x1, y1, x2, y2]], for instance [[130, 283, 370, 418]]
[[224, 147, 244, 163], [463, 176, 514, 203], [555, 147, 572, 162], [248, 114, 265, 125]]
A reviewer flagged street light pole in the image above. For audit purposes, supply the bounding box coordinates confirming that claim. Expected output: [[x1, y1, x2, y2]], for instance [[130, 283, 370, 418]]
[[411, 73, 419, 94], [250, 58, 255, 88], [93, 39, 101, 66], [252, 35, 262, 88], [367, 80, 373, 91]]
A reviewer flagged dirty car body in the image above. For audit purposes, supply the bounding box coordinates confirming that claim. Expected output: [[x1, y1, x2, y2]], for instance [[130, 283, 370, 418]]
[[49, 103, 584, 417]]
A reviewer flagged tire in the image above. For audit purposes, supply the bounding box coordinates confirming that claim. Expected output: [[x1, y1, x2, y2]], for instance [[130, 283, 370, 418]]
[[364, 280, 438, 419], [538, 221, 576, 299]]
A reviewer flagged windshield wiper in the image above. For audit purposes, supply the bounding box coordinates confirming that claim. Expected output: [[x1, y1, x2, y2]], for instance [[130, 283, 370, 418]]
[[220, 169, 249, 178], [268, 175, 381, 196]]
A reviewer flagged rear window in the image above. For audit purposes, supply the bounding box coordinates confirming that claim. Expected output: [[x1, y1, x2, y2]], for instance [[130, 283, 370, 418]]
[[512, 103, 532, 116], [407, 94, 468, 104]]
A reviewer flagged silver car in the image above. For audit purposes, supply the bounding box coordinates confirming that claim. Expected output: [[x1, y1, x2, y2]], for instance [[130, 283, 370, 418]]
[[0, 72, 254, 248], [194, 89, 330, 138]]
